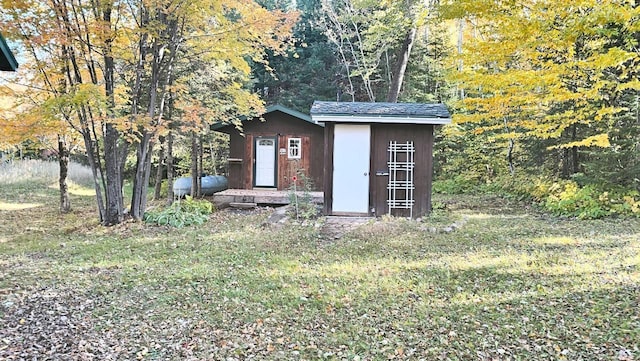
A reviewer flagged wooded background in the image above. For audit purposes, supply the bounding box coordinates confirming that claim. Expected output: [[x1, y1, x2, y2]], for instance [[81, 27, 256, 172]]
[[1, 0, 639, 223]]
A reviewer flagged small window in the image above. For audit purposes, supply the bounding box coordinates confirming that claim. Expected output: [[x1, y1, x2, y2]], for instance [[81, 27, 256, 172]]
[[288, 138, 301, 159]]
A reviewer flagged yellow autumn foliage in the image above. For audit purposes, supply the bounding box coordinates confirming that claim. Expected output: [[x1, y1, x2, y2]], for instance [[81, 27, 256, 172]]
[[442, 0, 640, 152]]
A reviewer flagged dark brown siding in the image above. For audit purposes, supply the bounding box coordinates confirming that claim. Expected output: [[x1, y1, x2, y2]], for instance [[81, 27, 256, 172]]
[[278, 136, 317, 190], [323, 124, 334, 215], [217, 110, 324, 191], [243, 135, 254, 189], [370, 124, 434, 218], [227, 132, 245, 189]]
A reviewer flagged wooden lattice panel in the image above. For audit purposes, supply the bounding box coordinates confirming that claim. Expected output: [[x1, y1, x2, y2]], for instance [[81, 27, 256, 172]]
[[387, 141, 415, 218]]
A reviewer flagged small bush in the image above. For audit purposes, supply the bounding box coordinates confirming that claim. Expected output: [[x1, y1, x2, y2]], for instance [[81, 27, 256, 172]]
[[157, 179, 169, 199], [544, 183, 609, 219], [143, 196, 214, 228]]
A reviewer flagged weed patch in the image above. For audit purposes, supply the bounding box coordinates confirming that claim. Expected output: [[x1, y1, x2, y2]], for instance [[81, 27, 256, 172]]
[[144, 196, 214, 228]]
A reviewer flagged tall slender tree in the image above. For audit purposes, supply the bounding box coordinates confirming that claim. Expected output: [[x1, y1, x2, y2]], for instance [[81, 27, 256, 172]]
[[319, 0, 430, 102], [2, 0, 297, 224]]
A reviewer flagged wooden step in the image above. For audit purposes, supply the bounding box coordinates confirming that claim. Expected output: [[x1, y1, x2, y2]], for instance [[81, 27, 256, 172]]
[[229, 202, 257, 209]]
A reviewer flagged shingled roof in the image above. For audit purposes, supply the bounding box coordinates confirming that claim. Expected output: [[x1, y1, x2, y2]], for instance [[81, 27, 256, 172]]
[[211, 104, 320, 131], [310, 101, 451, 125]]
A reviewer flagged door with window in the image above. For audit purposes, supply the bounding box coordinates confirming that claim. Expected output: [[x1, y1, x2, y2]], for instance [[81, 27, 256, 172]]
[[254, 137, 277, 187]]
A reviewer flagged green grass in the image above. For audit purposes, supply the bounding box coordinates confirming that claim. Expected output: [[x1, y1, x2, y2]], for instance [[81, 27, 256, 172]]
[[1, 167, 639, 360]]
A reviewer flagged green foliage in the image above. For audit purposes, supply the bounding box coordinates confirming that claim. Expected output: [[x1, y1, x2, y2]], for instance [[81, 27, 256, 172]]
[[543, 183, 608, 219], [435, 0, 640, 204], [287, 170, 318, 221], [542, 183, 640, 220], [454, 172, 640, 220], [318, 0, 436, 102], [432, 174, 481, 194], [143, 196, 214, 228], [435, 166, 640, 219], [253, 0, 338, 112], [402, 19, 455, 104], [156, 179, 169, 199]]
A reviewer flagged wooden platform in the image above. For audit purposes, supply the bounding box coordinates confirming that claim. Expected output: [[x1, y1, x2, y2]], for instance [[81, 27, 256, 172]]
[[213, 189, 324, 206]]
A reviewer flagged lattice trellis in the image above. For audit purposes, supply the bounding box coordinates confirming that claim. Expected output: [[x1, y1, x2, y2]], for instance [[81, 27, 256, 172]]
[[387, 141, 415, 218]]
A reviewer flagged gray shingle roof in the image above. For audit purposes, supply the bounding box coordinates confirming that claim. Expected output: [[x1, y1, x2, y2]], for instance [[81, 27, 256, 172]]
[[310, 101, 450, 119]]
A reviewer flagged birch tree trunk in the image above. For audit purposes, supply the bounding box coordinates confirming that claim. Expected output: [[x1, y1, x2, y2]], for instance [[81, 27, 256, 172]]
[[387, 27, 417, 103], [153, 139, 165, 200]]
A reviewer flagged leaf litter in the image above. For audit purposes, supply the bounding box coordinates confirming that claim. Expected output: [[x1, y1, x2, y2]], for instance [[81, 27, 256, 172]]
[[1, 195, 639, 360]]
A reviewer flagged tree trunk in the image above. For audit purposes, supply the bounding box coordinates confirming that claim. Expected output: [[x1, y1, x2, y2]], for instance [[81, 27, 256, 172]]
[[81, 131, 106, 222], [131, 25, 159, 219], [142, 141, 154, 211], [504, 117, 516, 175], [198, 135, 204, 177], [166, 131, 175, 204], [102, 3, 125, 226], [103, 123, 124, 225], [130, 133, 153, 219], [102, 74, 124, 224], [209, 141, 216, 174], [190, 132, 199, 197], [58, 135, 71, 213], [130, 12, 178, 216], [561, 148, 571, 178], [387, 27, 417, 103], [507, 139, 515, 176], [457, 19, 465, 100], [571, 124, 579, 174], [153, 139, 165, 200]]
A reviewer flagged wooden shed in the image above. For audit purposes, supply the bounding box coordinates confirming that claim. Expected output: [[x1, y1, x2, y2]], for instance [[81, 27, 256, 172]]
[[215, 105, 324, 191], [310, 101, 451, 219]]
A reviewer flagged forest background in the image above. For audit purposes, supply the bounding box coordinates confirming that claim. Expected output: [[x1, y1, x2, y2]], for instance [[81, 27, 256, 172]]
[[1, 0, 639, 223]]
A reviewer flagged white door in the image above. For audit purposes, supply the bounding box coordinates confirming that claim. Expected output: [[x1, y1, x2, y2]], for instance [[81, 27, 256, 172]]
[[255, 138, 276, 187], [332, 124, 370, 213]]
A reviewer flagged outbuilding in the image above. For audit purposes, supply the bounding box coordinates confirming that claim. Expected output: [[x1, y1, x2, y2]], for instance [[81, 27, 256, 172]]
[[215, 104, 324, 191], [310, 101, 451, 219]]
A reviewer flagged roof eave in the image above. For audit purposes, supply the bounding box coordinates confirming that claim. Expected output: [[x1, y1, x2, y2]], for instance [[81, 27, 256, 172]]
[[311, 114, 452, 125], [211, 104, 323, 132], [266, 104, 312, 123]]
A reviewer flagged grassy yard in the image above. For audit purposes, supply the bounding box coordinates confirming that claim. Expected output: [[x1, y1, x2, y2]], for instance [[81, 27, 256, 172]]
[[1, 161, 639, 360]]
